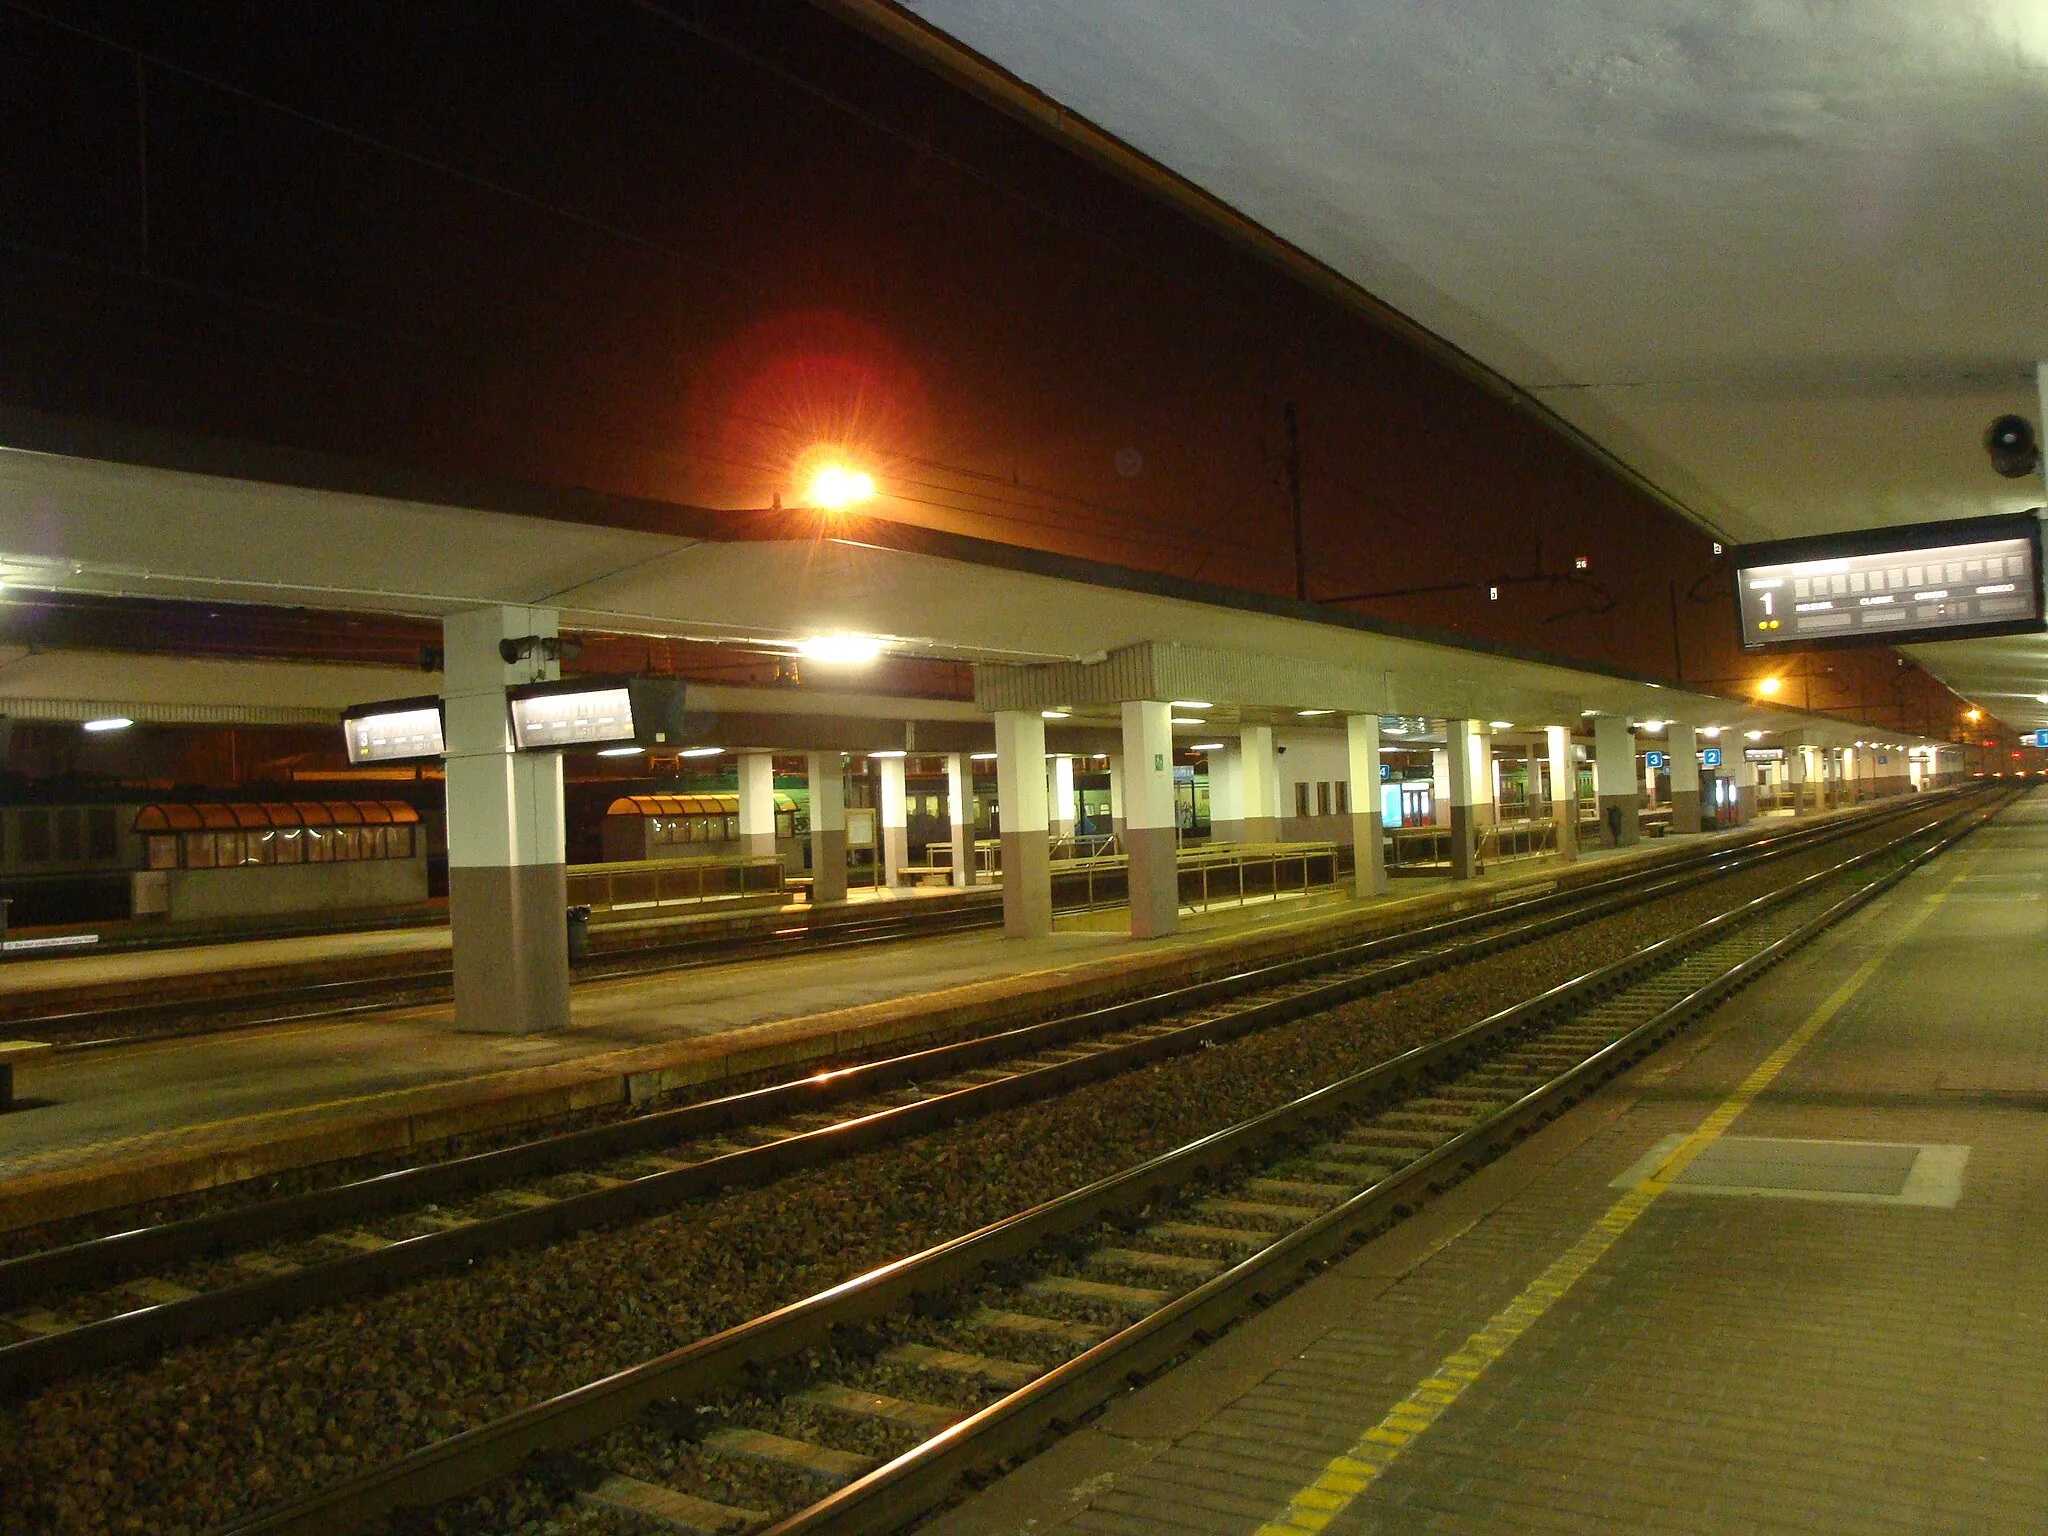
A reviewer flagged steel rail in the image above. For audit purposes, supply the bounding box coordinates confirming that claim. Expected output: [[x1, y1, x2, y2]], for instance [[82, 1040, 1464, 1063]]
[[20, 899, 1005, 1050], [767, 790, 2005, 1536], [203, 792, 2001, 1536], [0, 796, 1962, 1398]]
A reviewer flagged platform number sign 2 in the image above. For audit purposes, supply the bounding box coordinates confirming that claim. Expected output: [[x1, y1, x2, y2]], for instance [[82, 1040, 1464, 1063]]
[[1701, 748, 1722, 767]]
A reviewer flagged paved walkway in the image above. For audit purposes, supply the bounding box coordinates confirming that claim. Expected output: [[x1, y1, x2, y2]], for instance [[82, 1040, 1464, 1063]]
[[930, 793, 2043, 1536]]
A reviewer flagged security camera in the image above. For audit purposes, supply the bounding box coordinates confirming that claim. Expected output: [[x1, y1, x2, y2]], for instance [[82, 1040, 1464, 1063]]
[[1986, 415, 2041, 479]]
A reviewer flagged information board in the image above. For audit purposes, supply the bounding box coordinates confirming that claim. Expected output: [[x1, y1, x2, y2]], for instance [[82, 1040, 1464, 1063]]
[[1701, 747, 1722, 768], [1731, 512, 2044, 652]]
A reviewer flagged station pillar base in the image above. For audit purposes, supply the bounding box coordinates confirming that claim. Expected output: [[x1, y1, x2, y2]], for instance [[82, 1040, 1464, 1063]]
[[1597, 794, 1640, 847], [450, 862, 571, 1034], [1669, 789, 1701, 835], [1001, 833, 1052, 937]]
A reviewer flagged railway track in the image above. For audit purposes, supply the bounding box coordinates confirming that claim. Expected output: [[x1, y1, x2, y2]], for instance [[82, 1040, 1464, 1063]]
[[12, 898, 1007, 1050], [208, 786, 2005, 1536], [0, 797, 1968, 1403]]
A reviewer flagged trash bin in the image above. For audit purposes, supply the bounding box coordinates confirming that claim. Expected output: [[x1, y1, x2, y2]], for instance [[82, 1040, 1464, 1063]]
[[565, 904, 591, 963]]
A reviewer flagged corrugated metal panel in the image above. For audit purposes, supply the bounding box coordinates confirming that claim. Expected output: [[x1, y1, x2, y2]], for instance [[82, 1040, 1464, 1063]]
[[0, 696, 338, 726]]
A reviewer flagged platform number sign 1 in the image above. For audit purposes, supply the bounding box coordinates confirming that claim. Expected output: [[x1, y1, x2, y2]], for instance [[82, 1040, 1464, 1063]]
[[1701, 747, 1722, 767]]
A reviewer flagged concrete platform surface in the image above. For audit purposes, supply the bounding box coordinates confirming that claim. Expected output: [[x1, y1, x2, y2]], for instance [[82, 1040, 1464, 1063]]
[[928, 791, 2044, 1536]]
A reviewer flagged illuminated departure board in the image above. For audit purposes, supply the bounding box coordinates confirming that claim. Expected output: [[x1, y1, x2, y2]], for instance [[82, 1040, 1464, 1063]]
[[1732, 513, 2044, 652]]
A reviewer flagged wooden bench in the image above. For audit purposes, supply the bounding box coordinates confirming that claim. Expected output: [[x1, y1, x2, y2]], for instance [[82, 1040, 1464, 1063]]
[[0, 1040, 51, 1111]]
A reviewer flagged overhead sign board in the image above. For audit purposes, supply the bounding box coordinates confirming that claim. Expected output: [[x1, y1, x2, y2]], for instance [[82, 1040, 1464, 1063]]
[[1744, 746, 1786, 762], [1731, 511, 2044, 652], [1701, 747, 1722, 767], [2023, 731, 2048, 748], [1644, 751, 1667, 769], [341, 696, 444, 765], [505, 676, 693, 752]]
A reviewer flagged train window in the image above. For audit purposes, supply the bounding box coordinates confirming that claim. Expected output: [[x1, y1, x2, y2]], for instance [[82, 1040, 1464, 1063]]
[[1317, 782, 1332, 816], [19, 810, 51, 864], [88, 807, 118, 860], [1334, 782, 1349, 816], [1295, 782, 1311, 818]]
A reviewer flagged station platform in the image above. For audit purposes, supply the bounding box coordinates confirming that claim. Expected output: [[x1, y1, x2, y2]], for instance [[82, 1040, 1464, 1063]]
[[0, 806, 1869, 1232], [929, 794, 2044, 1535]]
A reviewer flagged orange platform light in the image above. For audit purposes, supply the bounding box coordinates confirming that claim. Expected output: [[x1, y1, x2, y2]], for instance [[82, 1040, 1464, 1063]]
[[805, 462, 876, 512]]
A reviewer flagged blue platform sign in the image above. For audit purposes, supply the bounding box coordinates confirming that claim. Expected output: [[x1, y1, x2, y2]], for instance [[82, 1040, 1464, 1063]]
[[1701, 747, 1722, 767], [1644, 751, 1667, 769], [1379, 763, 1391, 780], [2024, 731, 2048, 748]]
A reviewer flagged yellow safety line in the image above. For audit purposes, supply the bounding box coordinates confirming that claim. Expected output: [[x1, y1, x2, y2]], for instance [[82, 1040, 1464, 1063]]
[[1252, 844, 1977, 1536]]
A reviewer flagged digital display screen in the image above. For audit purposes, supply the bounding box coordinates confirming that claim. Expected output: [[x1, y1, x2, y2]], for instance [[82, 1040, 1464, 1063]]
[[1733, 513, 2044, 651], [342, 700, 444, 764], [508, 685, 636, 749]]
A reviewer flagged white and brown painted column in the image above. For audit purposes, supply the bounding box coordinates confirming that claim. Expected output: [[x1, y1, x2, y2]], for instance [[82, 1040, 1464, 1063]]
[[1107, 753, 1127, 842], [1731, 750, 1757, 824], [945, 753, 976, 887], [736, 751, 777, 861], [877, 753, 909, 885], [1047, 753, 1077, 841], [808, 752, 847, 904], [442, 605, 570, 1035], [1445, 718, 1487, 878], [1545, 724, 1578, 862], [1667, 723, 1701, 833], [1346, 712, 1388, 896], [1239, 724, 1278, 844], [994, 711, 1052, 936], [1593, 715, 1639, 847], [1121, 701, 1179, 937]]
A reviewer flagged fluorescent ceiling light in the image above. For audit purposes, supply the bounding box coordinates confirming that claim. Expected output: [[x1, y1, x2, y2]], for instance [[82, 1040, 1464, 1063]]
[[677, 746, 723, 758], [1640, 719, 1665, 732], [796, 633, 884, 665], [1041, 709, 1069, 719], [1296, 708, 1334, 717], [1488, 720, 1514, 730], [869, 749, 906, 759], [1170, 700, 1212, 709], [1171, 716, 1205, 725], [82, 716, 132, 733], [1701, 726, 1721, 738], [969, 752, 997, 760], [598, 746, 643, 757], [1745, 731, 1764, 741], [1190, 741, 1225, 752]]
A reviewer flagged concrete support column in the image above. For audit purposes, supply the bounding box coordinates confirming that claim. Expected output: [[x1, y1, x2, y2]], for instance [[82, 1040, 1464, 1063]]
[[1121, 701, 1179, 937], [442, 605, 569, 1035], [1545, 725, 1578, 862], [1445, 718, 1487, 878], [1346, 713, 1388, 896], [1790, 745, 1813, 813], [736, 751, 777, 861], [807, 752, 847, 905], [1667, 724, 1701, 833], [878, 754, 908, 886], [1731, 752, 1757, 825], [1430, 747, 1451, 826], [1208, 746, 1243, 843], [1593, 715, 1639, 847], [945, 754, 975, 887], [1107, 754, 1127, 842], [995, 711, 1052, 937], [1240, 725, 1278, 844], [1048, 754, 1077, 840]]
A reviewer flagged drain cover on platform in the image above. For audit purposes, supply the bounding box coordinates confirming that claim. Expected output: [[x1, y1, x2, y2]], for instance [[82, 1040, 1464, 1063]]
[[1614, 1136, 1969, 1207]]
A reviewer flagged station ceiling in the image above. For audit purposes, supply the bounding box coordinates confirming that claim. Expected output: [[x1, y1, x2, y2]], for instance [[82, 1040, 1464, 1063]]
[[873, 1, 2048, 729]]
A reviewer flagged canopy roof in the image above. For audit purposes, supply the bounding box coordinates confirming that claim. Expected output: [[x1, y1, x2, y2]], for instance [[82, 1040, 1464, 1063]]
[[134, 800, 420, 832]]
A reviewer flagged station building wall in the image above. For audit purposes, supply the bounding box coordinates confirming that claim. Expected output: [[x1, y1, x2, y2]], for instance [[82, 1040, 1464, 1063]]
[[0, 1, 1988, 742]]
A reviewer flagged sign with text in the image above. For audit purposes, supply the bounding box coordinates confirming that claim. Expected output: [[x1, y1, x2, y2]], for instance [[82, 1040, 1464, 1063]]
[[1701, 747, 1722, 767], [1644, 751, 1667, 769], [1744, 746, 1786, 762], [1732, 512, 2044, 652]]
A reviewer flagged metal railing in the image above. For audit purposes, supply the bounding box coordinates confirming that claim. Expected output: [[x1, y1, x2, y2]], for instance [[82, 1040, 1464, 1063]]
[[565, 855, 785, 915]]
